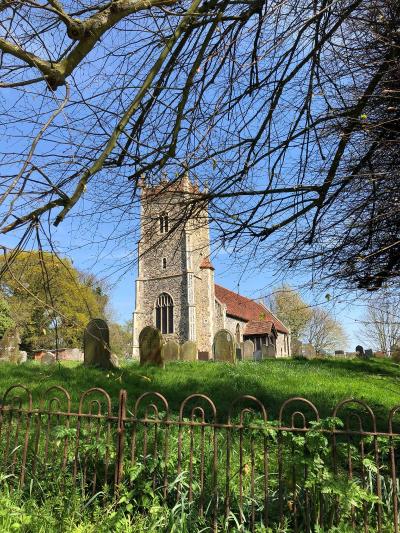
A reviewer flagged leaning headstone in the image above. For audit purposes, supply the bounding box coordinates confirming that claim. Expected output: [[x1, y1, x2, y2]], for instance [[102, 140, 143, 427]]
[[181, 341, 197, 361], [84, 318, 115, 370], [162, 340, 180, 362], [356, 345, 364, 358], [365, 349, 373, 359], [243, 340, 255, 361], [0, 328, 21, 363], [213, 329, 235, 363], [139, 326, 164, 367], [41, 351, 56, 365]]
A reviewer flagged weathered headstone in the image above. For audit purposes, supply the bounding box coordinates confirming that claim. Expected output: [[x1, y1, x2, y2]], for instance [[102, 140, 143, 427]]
[[139, 326, 164, 366], [162, 340, 180, 362], [365, 349, 373, 359], [110, 354, 120, 367], [243, 339, 255, 361], [355, 345, 364, 358], [181, 340, 197, 361], [84, 318, 115, 370], [198, 351, 209, 361], [262, 344, 276, 359], [334, 350, 345, 356], [41, 351, 56, 365], [0, 328, 21, 363], [254, 349, 262, 361], [213, 329, 235, 363], [19, 351, 27, 363]]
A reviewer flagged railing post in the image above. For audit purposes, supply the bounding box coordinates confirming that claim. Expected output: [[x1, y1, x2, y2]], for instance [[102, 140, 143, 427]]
[[115, 389, 127, 489]]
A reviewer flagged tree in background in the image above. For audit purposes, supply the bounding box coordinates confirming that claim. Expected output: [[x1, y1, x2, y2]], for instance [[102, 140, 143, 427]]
[[0, 251, 108, 351], [0, 298, 14, 338], [304, 308, 348, 355], [109, 321, 133, 360], [269, 285, 347, 354], [0, 0, 398, 292], [269, 286, 312, 341], [358, 291, 400, 355]]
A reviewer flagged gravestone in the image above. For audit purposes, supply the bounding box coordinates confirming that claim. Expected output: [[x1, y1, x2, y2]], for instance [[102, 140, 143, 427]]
[[355, 345, 364, 358], [110, 354, 120, 367], [198, 351, 209, 361], [243, 339, 255, 361], [334, 350, 345, 356], [365, 348, 373, 359], [254, 350, 262, 361], [41, 351, 56, 365], [213, 329, 235, 363], [162, 340, 180, 362], [19, 351, 27, 363], [262, 344, 276, 359], [139, 326, 164, 366], [181, 340, 197, 361], [0, 328, 21, 363], [84, 318, 115, 370]]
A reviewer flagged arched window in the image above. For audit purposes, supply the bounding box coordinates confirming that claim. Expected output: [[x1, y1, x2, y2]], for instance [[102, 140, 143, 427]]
[[235, 323, 241, 343], [159, 213, 169, 234], [155, 293, 173, 333]]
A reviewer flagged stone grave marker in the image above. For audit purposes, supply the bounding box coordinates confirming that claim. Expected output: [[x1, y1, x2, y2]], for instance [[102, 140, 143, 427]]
[[355, 345, 364, 358], [213, 329, 235, 363], [254, 349, 262, 361], [41, 351, 56, 365], [139, 326, 164, 366], [334, 350, 345, 356], [84, 318, 116, 370], [0, 328, 21, 363], [181, 340, 197, 361], [262, 344, 276, 359], [243, 339, 254, 361], [19, 351, 27, 363], [365, 349, 373, 359], [162, 340, 180, 362]]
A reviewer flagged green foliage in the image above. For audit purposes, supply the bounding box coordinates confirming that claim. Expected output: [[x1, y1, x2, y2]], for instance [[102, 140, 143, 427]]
[[0, 298, 14, 338], [0, 251, 109, 351], [269, 285, 312, 340]]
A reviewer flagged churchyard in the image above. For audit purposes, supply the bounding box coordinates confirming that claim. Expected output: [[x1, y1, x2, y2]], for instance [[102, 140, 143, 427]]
[[0, 356, 399, 531]]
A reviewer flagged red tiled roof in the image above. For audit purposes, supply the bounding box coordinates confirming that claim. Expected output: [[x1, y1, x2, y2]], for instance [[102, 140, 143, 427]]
[[214, 284, 289, 334], [200, 257, 215, 270], [244, 320, 276, 336]]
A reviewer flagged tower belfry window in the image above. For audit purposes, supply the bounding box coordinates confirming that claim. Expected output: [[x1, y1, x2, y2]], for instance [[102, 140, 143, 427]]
[[160, 214, 169, 234], [162, 258, 167, 269], [155, 293, 174, 333]]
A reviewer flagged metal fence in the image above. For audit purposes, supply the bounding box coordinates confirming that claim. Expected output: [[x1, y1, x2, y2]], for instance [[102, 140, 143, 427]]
[[0, 384, 399, 532]]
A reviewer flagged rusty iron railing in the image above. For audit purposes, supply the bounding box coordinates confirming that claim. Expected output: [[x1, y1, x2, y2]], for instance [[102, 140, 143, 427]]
[[0, 384, 399, 532]]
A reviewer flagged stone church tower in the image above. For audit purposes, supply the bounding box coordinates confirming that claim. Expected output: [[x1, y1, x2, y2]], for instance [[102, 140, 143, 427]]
[[132, 175, 215, 358]]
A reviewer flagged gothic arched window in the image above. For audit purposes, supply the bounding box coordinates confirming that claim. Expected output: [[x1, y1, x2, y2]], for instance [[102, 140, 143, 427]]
[[159, 213, 169, 234], [155, 293, 173, 333]]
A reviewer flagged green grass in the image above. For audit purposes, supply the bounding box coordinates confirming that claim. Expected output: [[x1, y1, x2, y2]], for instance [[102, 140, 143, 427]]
[[0, 357, 399, 427]]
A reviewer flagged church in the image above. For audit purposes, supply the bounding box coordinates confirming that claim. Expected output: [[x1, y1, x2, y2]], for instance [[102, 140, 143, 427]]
[[132, 175, 291, 359]]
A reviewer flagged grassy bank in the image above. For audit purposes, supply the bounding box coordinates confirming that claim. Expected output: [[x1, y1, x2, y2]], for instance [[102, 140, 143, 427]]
[[0, 357, 399, 425]]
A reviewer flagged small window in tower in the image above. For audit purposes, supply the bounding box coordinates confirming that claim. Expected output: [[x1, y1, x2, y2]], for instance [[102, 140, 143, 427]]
[[160, 214, 169, 234], [162, 257, 167, 269]]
